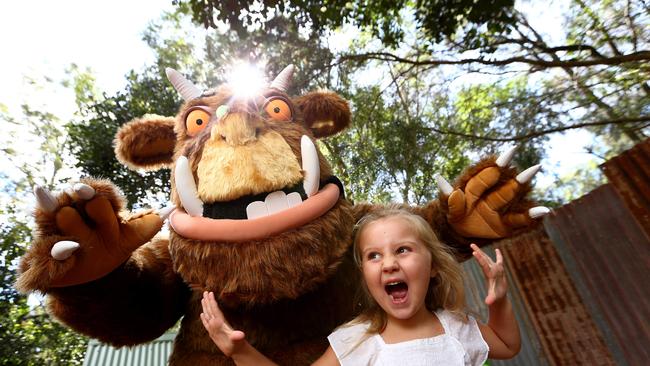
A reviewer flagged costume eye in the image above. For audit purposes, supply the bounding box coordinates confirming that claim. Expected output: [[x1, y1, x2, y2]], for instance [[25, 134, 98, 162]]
[[185, 108, 211, 137], [264, 98, 292, 121]]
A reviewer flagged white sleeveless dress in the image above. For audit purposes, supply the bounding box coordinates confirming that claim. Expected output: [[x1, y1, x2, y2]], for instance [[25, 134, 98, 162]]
[[327, 309, 489, 366]]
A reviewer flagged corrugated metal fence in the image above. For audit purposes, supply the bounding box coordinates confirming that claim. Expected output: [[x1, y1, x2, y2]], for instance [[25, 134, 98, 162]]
[[83, 332, 175, 366]]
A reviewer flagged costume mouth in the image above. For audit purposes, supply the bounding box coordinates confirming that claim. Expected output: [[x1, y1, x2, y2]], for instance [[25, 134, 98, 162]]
[[202, 176, 343, 220], [168, 135, 345, 241], [385, 281, 408, 303]]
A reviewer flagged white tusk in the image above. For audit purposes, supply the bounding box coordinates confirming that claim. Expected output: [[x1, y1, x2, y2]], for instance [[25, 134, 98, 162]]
[[174, 156, 204, 217], [301, 135, 320, 197], [270, 64, 295, 92], [166, 68, 202, 101], [435, 174, 454, 196], [529, 206, 551, 218], [34, 185, 58, 213], [496, 146, 517, 168], [74, 183, 96, 200], [516, 164, 542, 184], [51, 241, 80, 260]]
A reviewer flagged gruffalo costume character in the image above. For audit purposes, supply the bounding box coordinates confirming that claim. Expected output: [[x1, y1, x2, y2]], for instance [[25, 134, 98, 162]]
[[17, 65, 546, 365]]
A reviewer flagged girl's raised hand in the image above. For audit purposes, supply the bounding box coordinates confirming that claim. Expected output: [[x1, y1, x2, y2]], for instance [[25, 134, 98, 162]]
[[471, 244, 508, 305], [200, 291, 247, 357]]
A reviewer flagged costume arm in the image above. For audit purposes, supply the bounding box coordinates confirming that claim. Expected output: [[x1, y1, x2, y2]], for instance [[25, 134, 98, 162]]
[[16, 180, 189, 346], [46, 238, 190, 346]]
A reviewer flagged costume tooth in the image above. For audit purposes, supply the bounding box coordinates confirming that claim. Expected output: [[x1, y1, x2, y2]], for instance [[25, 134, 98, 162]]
[[265, 191, 289, 215], [301, 135, 320, 197], [246, 201, 268, 219], [287, 192, 303, 207], [174, 156, 204, 217]]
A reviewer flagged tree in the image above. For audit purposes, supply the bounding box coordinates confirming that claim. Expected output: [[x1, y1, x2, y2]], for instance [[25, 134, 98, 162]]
[[172, 0, 517, 49], [0, 102, 87, 365]]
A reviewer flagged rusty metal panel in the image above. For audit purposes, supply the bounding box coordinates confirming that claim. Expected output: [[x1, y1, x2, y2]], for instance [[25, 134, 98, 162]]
[[601, 137, 650, 236], [491, 228, 614, 366], [545, 184, 650, 366]]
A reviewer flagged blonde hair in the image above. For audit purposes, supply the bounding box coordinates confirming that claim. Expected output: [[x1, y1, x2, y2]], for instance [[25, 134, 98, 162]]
[[349, 207, 466, 335]]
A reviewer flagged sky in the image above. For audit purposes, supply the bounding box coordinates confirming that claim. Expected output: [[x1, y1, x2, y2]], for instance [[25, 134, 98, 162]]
[[0, 0, 598, 196]]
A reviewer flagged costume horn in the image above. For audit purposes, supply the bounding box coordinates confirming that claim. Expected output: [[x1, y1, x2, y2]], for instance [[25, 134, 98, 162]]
[[270, 64, 295, 92], [166, 68, 202, 101]]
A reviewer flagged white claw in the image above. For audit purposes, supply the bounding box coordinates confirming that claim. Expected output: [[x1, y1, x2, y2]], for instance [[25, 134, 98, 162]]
[[529, 206, 551, 218], [73, 183, 96, 200], [157, 205, 176, 221], [301, 135, 320, 197], [435, 174, 454, 196], [34, 185, 58, 213], [516, 164, 542, 184], [496, 146, 517, 167], [174, 156, 204, 217], [51, 241, 80, 260]]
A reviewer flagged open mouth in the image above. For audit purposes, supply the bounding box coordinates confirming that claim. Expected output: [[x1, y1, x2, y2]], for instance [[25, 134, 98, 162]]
[[201, 176, 343, 220], [385, 281, 408, 304], [168, 135, 344, 241]]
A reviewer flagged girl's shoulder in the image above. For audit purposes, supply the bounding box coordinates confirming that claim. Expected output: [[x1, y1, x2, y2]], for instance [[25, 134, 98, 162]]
[[329, 319, 371, 341], [328, 320, 379, 364]]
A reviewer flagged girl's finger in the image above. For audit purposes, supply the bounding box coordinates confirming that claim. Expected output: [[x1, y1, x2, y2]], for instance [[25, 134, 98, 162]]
[[495, 248, 503, 265], [200, 312, 210, 330], [202, 292, 215, 318], [208, 292, 226, 318]]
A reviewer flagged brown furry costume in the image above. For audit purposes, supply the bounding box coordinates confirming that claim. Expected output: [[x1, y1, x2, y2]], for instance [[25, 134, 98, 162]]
[[16, 65, 538, 365]]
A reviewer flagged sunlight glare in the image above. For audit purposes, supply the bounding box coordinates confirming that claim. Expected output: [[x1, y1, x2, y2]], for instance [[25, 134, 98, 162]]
[[227, 62, 267, 99]]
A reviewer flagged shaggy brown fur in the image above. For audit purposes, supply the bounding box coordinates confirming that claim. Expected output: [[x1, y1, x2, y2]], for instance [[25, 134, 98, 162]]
[[16, 71, 540, 365], [295, 91, 351, 138], [115, 115, 176, 171]]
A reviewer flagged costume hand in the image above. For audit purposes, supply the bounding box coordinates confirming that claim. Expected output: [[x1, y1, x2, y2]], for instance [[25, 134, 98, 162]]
[[16, 182, 164, 291], [471, 244, 508, 305], [200, 291, 247, 357], [436, 147, 550, 239]]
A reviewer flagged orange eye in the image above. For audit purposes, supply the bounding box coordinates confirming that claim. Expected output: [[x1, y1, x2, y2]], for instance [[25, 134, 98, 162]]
[[264, 99, 292, 121], [185, 108, 211, 136]]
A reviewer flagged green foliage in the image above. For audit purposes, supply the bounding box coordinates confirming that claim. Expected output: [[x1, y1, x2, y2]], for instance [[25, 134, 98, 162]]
[[0, 108, 87, 365], [172, 0, 517, 50], [66, 68, 178, 209]]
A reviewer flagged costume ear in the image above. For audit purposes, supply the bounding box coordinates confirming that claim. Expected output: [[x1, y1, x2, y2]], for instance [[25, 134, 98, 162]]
[[294, 91, 351, 138], [115, 114, 176, 171]]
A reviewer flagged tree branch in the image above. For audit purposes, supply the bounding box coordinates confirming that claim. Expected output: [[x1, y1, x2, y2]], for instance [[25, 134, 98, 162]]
[[339, 50, 650, 69], [427, 116, 650, 142]]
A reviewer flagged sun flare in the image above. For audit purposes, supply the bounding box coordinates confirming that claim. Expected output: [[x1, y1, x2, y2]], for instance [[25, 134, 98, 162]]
[[227, 61, 267, 99]]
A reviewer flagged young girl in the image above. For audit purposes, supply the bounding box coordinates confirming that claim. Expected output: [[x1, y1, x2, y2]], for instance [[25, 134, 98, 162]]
[[200, 208, 521, 365]]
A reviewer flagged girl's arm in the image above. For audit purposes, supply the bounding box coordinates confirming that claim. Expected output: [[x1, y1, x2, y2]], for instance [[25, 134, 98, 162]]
[[471, 244, 521, 359], [201, 291, 341, 366], [200, 291, 277, 366]]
